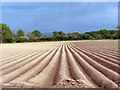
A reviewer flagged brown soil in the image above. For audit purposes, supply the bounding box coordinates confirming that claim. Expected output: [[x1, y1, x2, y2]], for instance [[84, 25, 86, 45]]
[[0, 40, 119, 88]]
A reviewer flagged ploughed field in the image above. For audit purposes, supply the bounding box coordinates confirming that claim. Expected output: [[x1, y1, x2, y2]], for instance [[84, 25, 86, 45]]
[[0, 40, 119, 88]]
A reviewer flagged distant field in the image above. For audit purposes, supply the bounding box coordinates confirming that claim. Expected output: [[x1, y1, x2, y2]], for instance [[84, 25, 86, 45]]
[[0, 40, 119, 88]]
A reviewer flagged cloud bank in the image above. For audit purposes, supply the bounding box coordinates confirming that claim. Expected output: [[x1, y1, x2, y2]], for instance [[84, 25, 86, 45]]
[[2, 2, 118, 34]]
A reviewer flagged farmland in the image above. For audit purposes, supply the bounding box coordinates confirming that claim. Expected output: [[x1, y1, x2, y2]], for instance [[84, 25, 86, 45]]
[[0, 40, 119, 88]]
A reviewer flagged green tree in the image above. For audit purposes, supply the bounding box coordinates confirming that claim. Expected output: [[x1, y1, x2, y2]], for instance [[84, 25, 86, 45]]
[[17, 29, 24, 37], [27, 32, 36, 42], [90, 33, 102, 40], [53, 31, 59, 36], [112, 30, 120, 39], [16, 37, 25, 42], [113, 26, 120, 39], [41, 35, 48, 41], [48, 35, 54, 40], [16, 29, 25, 42], [99, 29, 111, 39], [71, 32, 80, 40], [53, 31, 66, 40], [32, 30, 42, 37], [58, 31, 65, 35], [82, 33, 92, 40], [0, 23, 14, 43], [13, 33, 18, 42], [32, 30, 42, 41], [78, 34, 83, 40], [109, 30, 117, 35], [68, 35, 74, 40]]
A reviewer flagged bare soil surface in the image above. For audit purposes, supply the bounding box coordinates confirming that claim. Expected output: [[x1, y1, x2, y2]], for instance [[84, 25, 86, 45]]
[[0, 40, 119, 88]]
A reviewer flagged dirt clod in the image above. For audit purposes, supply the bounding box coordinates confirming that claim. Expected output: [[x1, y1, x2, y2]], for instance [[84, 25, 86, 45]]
[[54, 79, 93, 88]]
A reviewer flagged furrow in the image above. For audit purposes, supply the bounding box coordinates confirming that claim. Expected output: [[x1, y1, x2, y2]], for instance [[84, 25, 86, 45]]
[[68, 45, 118, 88], [0, 50, 45, 71], [0, 50, 42, 65], [71, 43, 119, 60], [53, 45, 71, 84], [1, 46, 58, 83], [82, 48, 119, 64], [72, 46, 119, 73], [72, 43, 119, 57], [1, 50, 36, 62], [65, 45, 95, 87], [70, 44, 119, 65], [69, 45, 119, 84], [10, 46, 60, 83], [1, 46, 56, 77], [87, 48, 119, 58], [83, 48, 119, 60], [89, 48, 119, 58], [27, 45, 62, 87]]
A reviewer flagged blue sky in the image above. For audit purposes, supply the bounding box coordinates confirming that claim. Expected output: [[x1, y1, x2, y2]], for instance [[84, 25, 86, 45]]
[[2, 2, 118, 34]]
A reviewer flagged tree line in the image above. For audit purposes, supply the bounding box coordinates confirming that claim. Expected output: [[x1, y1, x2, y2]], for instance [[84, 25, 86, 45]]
[[0, 23, 120, 43]]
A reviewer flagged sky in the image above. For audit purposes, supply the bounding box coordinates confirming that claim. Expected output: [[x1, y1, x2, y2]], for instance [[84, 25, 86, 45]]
[[2, 2, 118, 34]]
